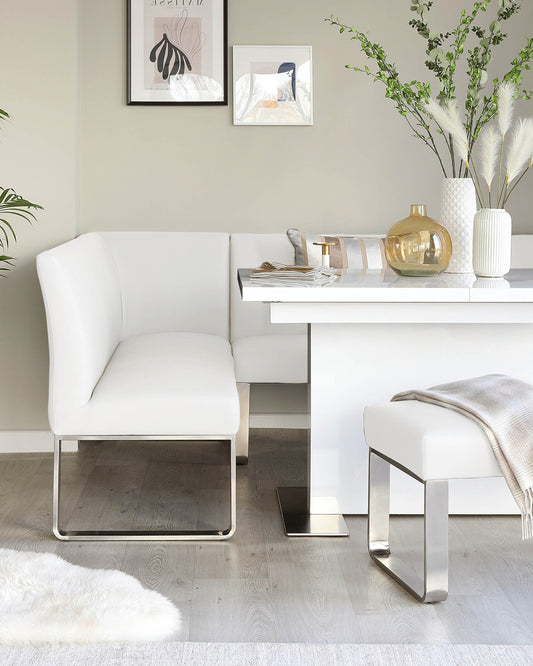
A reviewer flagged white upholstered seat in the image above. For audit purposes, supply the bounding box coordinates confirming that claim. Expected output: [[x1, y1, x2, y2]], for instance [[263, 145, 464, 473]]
[[56, 332, 239, 437], [364, 401, 502, 481]]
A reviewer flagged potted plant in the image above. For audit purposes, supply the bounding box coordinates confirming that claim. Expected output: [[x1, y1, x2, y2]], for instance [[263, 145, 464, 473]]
[[428, 82, 533, 276], [327, 0, 533, 274], [0, 107, 42, 276]]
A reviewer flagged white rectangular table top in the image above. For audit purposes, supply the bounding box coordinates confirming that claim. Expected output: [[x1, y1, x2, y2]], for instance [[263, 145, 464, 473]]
[[238, 269, 533, 304]]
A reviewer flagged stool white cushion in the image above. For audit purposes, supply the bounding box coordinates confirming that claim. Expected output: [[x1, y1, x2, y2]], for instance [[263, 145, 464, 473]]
[[232, 334, 307, 384], [364, 401, 502, 481], [52, 332, 239, 437]]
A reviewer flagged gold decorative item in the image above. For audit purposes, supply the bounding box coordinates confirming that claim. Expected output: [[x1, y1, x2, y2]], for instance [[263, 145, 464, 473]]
[[313, 241, 338, 267], [385, 204, 452, 277]]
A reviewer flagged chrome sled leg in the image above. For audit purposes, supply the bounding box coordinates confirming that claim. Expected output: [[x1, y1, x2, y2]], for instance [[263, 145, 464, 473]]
[[367, 449, 448, 602]]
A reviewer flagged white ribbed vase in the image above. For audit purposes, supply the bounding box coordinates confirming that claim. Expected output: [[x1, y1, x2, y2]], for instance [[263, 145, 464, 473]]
[[439, 178, 477, 274], [472, 208, 512, 278]]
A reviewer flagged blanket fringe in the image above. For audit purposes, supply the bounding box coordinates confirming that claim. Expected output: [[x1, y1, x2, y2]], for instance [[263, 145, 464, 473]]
[[522, 488, 533, 540]]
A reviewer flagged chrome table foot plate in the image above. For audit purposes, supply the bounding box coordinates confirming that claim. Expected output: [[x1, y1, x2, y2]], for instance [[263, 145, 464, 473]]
[[276, 486, 349, 537], [368, 450, 449, 602]]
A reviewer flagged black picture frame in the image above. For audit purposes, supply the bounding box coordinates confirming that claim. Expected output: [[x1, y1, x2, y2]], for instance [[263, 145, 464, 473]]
[[127, 0, 228, 106]]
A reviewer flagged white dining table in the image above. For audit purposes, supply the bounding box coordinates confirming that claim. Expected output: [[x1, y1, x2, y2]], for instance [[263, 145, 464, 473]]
[[239, 268, 533, 536]]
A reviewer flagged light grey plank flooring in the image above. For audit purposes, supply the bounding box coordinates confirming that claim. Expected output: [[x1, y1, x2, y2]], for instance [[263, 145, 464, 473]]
[[0, 429, 532, 644]]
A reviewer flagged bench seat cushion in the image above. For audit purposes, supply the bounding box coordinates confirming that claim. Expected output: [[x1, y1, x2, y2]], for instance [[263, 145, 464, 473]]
[[232, 334, 307, 384], [364, 401, 502, 481], [53, 332, 239, 436]]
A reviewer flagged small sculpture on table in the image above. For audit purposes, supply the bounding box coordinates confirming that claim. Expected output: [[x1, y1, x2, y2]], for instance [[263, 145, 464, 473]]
[[312, 241, 339, 268]]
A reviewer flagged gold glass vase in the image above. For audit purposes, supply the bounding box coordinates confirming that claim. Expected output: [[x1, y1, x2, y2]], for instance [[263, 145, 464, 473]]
[[385, 204, 452, 276]]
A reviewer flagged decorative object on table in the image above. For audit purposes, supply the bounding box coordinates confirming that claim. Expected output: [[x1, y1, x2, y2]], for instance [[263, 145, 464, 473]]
[[250, 262, 337, 286], [439, 178, 477, 274], [252, 261, 312, 273], [286, 229, 386, 270], [233, 46, 313, 125], [427, 82, 533, 277], [313, 240, 338, 267], [127, 0, 227, 105], [0, 108, 42, 276], [0, 548, 181, 645], [472, 208, 513, 277], [385, 204, 452, 277], [327, 3, 533, 271]]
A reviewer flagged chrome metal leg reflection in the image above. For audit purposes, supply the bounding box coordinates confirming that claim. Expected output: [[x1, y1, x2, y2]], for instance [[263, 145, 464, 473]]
[[53, 435, 236, 541], [52, 437, 62, 540], [367, 449, 449, 602], [235, 382, 250, 465], [368, 450, 391, 557], [423, 476, 449, 602]]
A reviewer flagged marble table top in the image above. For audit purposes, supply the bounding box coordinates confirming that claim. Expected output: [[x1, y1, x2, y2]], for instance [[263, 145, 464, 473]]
[[238, 268, 533, 303]]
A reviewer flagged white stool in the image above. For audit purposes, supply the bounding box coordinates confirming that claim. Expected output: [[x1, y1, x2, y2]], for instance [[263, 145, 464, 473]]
[[363, 400, 503, 602]]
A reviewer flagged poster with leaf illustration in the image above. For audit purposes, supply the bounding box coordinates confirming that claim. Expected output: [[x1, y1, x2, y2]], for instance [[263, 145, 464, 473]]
[[128, 0, 227, 105]]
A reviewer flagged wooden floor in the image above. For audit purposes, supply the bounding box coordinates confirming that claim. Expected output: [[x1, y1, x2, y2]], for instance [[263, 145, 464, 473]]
[[1, 429, 532, 645]]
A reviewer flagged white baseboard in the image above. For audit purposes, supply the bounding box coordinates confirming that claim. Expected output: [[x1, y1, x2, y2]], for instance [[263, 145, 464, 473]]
[[0, 419, 312, 450], [0, 431, 77, 453], [250, 413, 310, 429]]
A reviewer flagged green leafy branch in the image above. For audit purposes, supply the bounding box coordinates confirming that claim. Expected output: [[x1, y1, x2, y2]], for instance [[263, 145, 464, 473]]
[[471, 38, 533, 141], [327, 16, 447, 176], [326, 1, 533, 178]]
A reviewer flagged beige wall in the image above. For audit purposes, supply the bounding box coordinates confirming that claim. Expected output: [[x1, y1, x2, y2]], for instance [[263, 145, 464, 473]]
[[1, 0, 533, 431], [0, 1, 77, 429], [79, 0, 533, 235]]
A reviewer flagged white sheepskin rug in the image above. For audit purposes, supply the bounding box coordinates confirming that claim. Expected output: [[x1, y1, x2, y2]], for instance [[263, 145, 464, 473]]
[[0, 548, 181, 645]]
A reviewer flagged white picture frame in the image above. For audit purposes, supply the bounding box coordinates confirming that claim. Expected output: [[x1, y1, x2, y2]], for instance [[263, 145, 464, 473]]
[[233, 45, 313, 126]]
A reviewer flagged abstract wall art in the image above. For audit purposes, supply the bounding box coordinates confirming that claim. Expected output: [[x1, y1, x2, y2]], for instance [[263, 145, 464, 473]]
[[233, 46, 313, 125], [128, 0, 227, 105]]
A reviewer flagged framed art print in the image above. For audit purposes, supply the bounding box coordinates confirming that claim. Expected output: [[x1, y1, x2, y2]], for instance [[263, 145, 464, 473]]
[[128, 0, 227, 105], [233, 46, 313, 125]]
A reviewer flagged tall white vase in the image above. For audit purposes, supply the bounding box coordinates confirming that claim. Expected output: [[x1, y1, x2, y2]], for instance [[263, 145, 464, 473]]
[[472, 208, 512, 278], [439, 177, 477, 274]]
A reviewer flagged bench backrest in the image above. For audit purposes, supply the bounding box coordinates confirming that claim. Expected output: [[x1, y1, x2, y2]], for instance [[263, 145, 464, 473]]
[[37, 233, 122, 424], [230, 233, 306, 341], [100, 232, 230, 339]]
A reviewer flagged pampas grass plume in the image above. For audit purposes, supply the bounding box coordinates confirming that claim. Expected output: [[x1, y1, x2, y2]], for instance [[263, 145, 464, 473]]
[[426, 98, 470, 165], [479, 124, 501, 191], [505, 118, 533, 185], [497, 81, 516, 137]]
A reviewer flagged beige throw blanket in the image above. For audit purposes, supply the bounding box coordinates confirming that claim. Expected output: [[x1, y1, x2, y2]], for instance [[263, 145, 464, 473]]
[[392, 374, 533, 539]]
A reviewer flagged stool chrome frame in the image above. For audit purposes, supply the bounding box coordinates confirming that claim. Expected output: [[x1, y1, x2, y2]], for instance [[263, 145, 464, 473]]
[[367, 449, 449, 603], [53, 434, 236, 541]]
